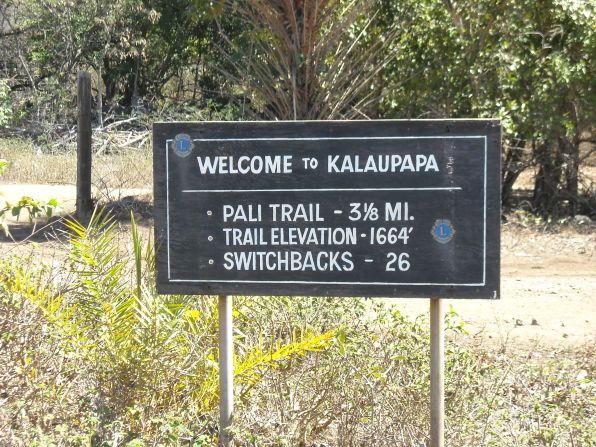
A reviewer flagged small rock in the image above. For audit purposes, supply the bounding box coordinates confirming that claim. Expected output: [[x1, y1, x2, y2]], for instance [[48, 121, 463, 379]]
[[515, 319, 523, 326], [563, 333, 569, 338], [561, 323, 565, 327], [531, 318, 539, 326], [573, 215, 592, 225]]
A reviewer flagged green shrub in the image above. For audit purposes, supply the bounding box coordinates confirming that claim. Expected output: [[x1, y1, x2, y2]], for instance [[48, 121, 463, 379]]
[[0, 158, 61, 236], [0, 210, 334, 445]]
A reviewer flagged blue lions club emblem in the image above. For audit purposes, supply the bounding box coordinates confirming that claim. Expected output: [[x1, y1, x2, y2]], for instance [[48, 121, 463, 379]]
[[173, 134, 194, 158], [431, 219, 455, 244]]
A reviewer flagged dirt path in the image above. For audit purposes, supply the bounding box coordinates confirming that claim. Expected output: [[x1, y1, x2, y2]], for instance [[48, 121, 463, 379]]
[[394, 225, 595, 349], [2, 184, 594, 350]]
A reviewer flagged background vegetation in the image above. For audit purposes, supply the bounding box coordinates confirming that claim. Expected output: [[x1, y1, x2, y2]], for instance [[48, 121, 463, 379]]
[[0, 1, 595, 445], [0, 0, 594, 217]]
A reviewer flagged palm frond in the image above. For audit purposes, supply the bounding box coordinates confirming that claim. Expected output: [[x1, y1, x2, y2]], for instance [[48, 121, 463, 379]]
[[0, 258, 90, 351]]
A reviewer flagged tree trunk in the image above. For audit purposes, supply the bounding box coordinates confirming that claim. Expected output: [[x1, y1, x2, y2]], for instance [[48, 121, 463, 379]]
[[564, 136, 580, 215], [192, 56, 201, 101], [132, 58, 140, 109], [501, 138, 525, 208], [102, 58, 117, 104], [96, 66, 103, 128], [532, 139, 564, 217]]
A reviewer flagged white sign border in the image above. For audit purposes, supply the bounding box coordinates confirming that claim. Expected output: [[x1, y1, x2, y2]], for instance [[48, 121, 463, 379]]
[[164, 135, 487, 287]]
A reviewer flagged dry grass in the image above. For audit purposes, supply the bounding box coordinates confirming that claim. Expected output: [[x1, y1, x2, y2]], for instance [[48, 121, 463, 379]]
[[0, 138, 76, 185], [0, 137, 153, 192]]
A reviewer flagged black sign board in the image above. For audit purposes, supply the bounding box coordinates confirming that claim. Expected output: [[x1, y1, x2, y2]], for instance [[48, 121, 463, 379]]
[[153, 120, 500, 298]]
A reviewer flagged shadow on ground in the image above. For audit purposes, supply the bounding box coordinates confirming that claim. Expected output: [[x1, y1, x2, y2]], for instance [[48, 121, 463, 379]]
[[100, 195, 153, 222], [1, 197, 154, 244], [0, 218, 71, 244]]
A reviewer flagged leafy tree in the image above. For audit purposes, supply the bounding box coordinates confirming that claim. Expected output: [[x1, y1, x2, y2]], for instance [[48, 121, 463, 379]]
[[377, 0, 595, 216], [1, 0, 231, 125], [1, 0, 594, 216]]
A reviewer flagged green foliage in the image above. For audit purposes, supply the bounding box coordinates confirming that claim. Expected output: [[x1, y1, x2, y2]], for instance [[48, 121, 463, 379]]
[[2, 0, 594, 217], [8, 196, 61, 222], [1, 234, 594, 445], [0, 210, 335, 444], [1, 0, 235, 127], [376, 0, 595, 216], [0, 159, 61, 235]]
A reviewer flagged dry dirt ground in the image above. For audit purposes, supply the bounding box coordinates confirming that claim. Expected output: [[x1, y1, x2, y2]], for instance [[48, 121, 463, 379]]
[[396, 223, 595, 350], [1, 184, 594, 352]]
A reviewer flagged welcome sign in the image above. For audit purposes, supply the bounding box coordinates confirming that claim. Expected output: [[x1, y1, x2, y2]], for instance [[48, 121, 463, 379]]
[[153, 120, 500, 298]]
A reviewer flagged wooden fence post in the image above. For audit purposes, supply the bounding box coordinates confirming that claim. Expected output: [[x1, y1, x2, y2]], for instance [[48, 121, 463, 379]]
[[76, 71, 92, 220]]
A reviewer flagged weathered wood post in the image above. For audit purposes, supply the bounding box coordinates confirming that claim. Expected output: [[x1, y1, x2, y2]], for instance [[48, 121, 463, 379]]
[[76, 71, 93, 220], [218, 295, 234, 447], [430, 298, 445, 447]]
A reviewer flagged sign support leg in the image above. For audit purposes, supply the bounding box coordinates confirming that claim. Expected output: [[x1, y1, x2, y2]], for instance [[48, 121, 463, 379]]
[[218, 295, 233, 447], [430, 298, 445, 447]]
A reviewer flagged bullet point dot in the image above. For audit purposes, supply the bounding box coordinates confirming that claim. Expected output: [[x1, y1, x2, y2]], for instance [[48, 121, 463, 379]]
[[207, 210, 212, 216], [208, 235, 214, 241], [209, 259, 214, 265]]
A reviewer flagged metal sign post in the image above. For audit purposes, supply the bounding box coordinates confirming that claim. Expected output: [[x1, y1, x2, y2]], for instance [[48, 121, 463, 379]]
[[218, 295, 233, 447], [430, 298, 445, 447]]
